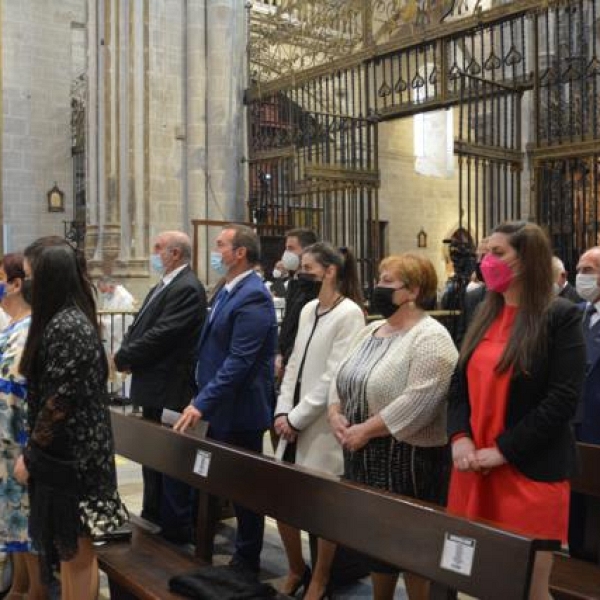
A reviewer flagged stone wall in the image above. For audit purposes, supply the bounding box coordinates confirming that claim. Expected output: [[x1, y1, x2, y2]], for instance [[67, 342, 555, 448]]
[[1, 0, 86, 252], [378, 114, 463, 294]]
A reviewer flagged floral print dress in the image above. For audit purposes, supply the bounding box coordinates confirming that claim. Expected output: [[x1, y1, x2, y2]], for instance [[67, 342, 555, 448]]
[[25, 307, 127, 574], [0, 316, 31, 551]]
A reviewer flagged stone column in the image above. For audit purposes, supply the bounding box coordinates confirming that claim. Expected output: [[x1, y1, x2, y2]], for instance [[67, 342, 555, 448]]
[[186, 0, 207, 279], [0, 3, 5, 253], [206, 0, 247, 223]]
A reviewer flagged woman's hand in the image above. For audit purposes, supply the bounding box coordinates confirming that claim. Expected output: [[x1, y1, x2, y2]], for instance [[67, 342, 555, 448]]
[[451, 436, 479, 472], [14, 455, 29, 485], [474, 447, 507, 471], [328, 407, 349, 445], [274, 415, 297, 442], [340, 423, 370, 452]]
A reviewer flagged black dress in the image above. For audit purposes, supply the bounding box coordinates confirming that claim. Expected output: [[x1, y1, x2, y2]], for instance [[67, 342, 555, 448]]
[[25, 307, 127, 577]]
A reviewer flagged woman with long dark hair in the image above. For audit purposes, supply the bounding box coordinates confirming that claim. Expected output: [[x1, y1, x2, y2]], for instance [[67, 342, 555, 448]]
[[448, 221, 585, 600], [15, 241, 127, 600], [274, 243, 365, 600]]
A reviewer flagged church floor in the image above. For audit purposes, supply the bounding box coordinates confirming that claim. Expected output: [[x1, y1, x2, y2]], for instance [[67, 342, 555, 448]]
[[99, 443, 413, 599]]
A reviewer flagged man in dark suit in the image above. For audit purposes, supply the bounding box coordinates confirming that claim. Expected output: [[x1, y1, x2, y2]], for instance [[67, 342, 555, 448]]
[[114, 231, 206, 535], [569, 247, 600, 561], [175, 224, 277, 573], [553, 256, 584, 303], [276, 228, 318, 378]]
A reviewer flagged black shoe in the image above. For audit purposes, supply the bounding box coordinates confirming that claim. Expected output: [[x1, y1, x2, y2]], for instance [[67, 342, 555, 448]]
[[281, 565, 311, 597], [160, 527, 192, 546], [228, 555, 260, 576]]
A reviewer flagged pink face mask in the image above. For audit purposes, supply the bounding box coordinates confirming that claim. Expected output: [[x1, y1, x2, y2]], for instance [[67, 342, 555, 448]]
[[480, 253, 514, 293]]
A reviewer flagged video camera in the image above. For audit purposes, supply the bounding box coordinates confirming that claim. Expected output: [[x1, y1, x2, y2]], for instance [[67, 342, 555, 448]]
[[443, 238, 476, 281]]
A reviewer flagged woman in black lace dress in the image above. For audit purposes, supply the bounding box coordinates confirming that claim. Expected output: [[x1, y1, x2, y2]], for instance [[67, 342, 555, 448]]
[[15, 241, 127, 600]]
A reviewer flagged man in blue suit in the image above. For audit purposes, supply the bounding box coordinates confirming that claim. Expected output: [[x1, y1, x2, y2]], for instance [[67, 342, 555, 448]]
[[569, 247, 600, 561], [175, 224, 277, 573]]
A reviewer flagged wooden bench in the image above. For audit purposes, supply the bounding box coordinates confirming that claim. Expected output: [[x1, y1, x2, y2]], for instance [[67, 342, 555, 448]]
[[97, 410, 560, 599], [550, 442, 600, 600]]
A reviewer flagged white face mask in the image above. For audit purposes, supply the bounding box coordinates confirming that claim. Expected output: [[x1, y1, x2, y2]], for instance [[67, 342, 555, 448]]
[[552, 282, 561, 296], [281, 250, 300, 272], [272, 268, 283, 279], [576, 273, 600, 302]]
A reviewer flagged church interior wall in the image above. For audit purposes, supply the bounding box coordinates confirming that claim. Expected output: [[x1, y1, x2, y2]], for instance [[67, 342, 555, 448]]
[[378, 115, 463, 294], [1, 0, 86, 253]]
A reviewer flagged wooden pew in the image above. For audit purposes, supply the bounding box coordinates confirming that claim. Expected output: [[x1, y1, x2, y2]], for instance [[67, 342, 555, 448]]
[[98, 410, 559, 600], [550, 442, 600, 600]]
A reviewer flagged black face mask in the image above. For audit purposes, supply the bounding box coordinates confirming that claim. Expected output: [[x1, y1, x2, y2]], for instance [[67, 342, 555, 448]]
[[21, 278, 33, 306], [370, 286, 400, 319], [474, 261, 484, 283], [296, 272, 322, 297]]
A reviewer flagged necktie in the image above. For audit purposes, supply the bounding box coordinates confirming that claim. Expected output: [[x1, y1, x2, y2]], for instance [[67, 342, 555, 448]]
[[210, 287, 229, 322], [136, 280, 165, 320]]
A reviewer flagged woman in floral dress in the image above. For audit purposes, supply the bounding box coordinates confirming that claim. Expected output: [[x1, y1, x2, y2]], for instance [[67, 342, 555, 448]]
[[16, 240, 127, 600], [0, 253, 47, 600]]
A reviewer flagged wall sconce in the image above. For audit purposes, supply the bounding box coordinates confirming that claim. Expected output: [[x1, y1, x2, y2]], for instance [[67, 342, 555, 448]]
[[47, 183, 65, 213], [417, 227, 427, 248]]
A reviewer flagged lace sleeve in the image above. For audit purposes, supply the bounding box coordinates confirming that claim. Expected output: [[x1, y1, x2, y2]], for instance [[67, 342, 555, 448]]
[[31, 311, 102, 449]]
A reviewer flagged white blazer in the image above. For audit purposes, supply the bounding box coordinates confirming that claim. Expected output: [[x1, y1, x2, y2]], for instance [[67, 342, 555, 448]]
[[275, 297, 365, 476]]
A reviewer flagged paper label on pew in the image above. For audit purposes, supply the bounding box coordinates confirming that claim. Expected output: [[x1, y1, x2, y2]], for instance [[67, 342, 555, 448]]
[[193, 449, 212, 477], [440, 533, 476, 576]]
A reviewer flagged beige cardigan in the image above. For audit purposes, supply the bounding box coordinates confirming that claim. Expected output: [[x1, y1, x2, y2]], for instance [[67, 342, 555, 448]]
[[329, 316, 458, 447]]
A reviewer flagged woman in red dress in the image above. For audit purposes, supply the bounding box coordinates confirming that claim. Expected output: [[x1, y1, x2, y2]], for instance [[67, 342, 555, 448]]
[[447, 221, 585, 600]]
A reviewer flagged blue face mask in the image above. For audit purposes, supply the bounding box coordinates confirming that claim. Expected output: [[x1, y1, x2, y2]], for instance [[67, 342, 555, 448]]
[[210, 251, 228, 277], [0, 282, 6, 301], [150, 253, 164, 275]]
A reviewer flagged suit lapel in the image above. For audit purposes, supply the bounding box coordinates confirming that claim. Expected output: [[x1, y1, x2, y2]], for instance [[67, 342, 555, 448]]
[[129, 266, 190, 332], [197, 274, 252, 350]]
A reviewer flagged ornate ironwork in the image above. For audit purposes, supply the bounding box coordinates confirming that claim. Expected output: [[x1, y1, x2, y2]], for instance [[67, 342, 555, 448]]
[[248, 0, 600, 289], [249, 0, 521, 84], [533, 0, 600, 274], [71, 73, 87, 240]]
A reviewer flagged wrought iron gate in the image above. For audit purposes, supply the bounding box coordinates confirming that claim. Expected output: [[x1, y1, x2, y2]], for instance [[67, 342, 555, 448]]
[[247, 72, 379, 288], [455, 73, 523, 242], [533, 0, 600, 274], [248, 0, 600, 284]]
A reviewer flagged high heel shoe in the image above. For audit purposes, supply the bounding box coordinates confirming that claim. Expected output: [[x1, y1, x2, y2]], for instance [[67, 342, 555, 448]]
[[281, 565, 312, 597], [303, 581, 332, 600]]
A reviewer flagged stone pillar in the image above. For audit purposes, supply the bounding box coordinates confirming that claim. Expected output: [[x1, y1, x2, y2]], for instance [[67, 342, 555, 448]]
[[0, 3, 4, 253], [206, 0, 247, 223], [86, 0, 99, 261], [186, 0, 208, 279]]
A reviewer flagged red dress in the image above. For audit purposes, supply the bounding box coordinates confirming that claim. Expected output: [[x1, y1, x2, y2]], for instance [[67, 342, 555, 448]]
[[447, 305, 569, 541]]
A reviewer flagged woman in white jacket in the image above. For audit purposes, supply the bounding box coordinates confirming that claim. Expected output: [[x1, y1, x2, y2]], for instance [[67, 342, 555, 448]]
[[274, 243, 365, 600]]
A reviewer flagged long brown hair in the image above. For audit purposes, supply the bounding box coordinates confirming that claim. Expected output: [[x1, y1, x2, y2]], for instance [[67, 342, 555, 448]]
[[459, 221, 553, 375], [303, 243, 364, 307]]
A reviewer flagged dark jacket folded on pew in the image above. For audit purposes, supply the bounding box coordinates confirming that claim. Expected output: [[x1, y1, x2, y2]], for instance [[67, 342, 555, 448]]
[[169, 565, 279, 599]]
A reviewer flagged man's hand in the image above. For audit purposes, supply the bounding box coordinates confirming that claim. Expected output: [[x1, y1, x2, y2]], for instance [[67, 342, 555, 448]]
[[14, 455, 29, 485], [275, 354, 284, 380], [174, 405, 202, 433]]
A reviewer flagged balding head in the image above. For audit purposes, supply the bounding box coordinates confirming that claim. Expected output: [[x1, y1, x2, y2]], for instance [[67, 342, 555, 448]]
[[153, 230, 192, 274], [576, 246, 600, 303], [552, 256, 567, 287]]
